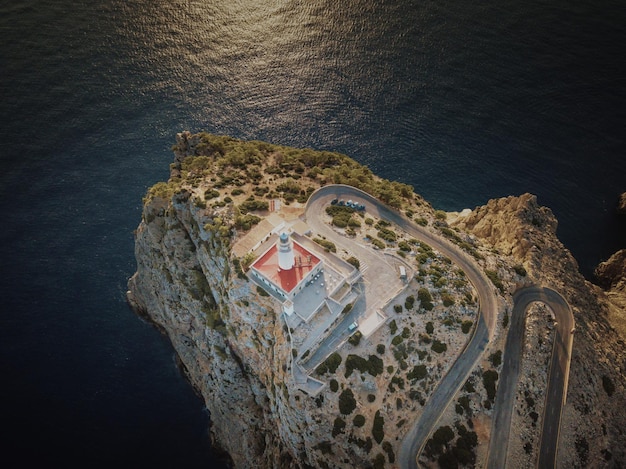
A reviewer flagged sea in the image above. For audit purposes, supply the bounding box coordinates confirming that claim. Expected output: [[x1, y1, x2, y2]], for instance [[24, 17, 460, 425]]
[[1, 0, 624, 467]]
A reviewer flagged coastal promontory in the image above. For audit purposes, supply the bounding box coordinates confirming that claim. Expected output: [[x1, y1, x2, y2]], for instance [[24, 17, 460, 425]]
[[127, 132, 625, 468]]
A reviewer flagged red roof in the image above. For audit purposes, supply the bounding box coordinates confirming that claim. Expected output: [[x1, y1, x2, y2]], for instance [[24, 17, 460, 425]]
[[251, 240, 321, 293]]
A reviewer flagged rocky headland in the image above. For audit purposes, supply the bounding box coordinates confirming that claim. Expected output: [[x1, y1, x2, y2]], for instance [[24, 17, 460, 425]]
[[127, 132, 625, 468]]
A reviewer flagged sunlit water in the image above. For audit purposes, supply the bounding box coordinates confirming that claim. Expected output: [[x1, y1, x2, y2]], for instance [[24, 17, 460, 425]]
[[1, 0, 624, 466]]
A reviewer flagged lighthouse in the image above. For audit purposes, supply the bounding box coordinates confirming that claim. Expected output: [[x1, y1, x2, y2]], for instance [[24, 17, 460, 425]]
[[277, 232, 295, 270]]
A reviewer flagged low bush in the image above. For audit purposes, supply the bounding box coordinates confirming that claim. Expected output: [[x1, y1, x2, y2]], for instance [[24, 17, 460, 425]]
[[346, 256, 361, 270], [407, 365, 427, 381], [332, 417, 346, 437], [372, 410, 385, 444], [483, 369, 499, 401], [348, 331, 362, 346], [339, 388, 357, 415], [418, 288, 434, 311], [353, 414, 366, 427], [316, 352, 342, 375], [371, 238, 386, 249], [490, 350, 502, 368], [461, 320, 473, 334], [313, 237, 336, 253], [485, 269, 504, 293], [431, 339, 447, 354], [345, 354, 384, 378]]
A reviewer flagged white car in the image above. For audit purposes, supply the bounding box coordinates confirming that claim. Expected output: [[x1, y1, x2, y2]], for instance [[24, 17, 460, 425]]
[[348, 322, 358, 332]]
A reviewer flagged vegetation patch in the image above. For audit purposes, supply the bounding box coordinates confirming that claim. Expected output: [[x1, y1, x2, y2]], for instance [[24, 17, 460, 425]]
[[345, 354, 384, 378], [407, 364, 428, 381], [313, 237, 337, 253], [353, 414, 366, 428], [483, 369, 499, 401], [316, 352, 342, 375], [332, 417, 346, 437], [485, 269, 505, 293], [418, 288, 434, 311], [338, 388, 357, 415], [431, 339, 447, 354], [372, 410, 385, 444]]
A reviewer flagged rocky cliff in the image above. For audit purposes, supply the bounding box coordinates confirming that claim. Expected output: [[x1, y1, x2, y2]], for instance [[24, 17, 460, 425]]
[[452, 193, 626, 466], [128, 132, 626, 468]]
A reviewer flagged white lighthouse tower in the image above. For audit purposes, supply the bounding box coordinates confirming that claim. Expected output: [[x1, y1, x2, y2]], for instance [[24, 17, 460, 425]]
[[277, 232, 295, 270]]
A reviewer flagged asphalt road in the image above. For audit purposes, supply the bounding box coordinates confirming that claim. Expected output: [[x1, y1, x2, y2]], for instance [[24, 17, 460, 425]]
[[486, 287, 574, 469], [304, 185, 499, 469]]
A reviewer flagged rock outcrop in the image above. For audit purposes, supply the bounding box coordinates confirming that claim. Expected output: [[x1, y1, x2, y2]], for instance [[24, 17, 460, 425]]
[[128, 133, 626, 468], [617, 192, 626, 215], [452, 194, 626, 466]]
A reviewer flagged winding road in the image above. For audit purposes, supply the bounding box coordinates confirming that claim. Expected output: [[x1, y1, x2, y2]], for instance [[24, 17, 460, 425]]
[[486, 287, 574, 469], [303, 185, 574, 468]]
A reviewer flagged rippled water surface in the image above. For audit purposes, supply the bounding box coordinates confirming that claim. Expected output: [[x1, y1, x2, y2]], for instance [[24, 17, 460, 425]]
[[1, 0, 624, 466]]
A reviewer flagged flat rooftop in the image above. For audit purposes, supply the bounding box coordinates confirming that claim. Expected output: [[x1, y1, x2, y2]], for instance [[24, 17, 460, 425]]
[[251, 240, 321, 294]]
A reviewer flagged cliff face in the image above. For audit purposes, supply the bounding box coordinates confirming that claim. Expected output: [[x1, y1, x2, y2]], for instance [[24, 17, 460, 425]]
[[452, 194, 626, 466], [127, 193, 301, 468]]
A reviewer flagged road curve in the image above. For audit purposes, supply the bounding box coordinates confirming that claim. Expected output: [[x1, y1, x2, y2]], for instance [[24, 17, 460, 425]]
[[486, 287, 574, 469], [304, 185, 499, 469]]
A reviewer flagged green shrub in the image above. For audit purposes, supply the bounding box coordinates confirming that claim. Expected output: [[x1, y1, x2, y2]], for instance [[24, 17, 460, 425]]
[[329, 379, 339, 393], [204, 188, 220, 200], [256, 286, 270, 297], [398, 240, 411, 252], [372, 410, 385, 444], [407, 365, 427, 381], [393, 304, 403, 313], [382, 441, 395, 464], [490, 350, 502, 368], [405, 295, 415, 310], [316, 352, 342, 375], [353, 414, 366, 427], [367, 394, 376, 403], [441, 292, 455, 307], [485, 269, 504, 293], [426, 321, 434, 334], [313, 441, 333, 455], [431, 339, 447, 354], [483, 369, 499, 401], [339, 389, 357, 415], [503, 310, 509, 328], [348, 331, 362, 346], [418, 288, 434, 310], [239, 198, 269, 214], [371, 238, 386, 249], [461, 320, 473, 334], [389, 319, 398, 335], [376, 344, 385, 355], [391, 335, 403, 346], [332, 417, 346, 437], [373, 453, 385, 469], [377, 227, 397, 242], [345, 354, 384, 378], [313, 237, 337, 253], [346, 256, 361, 270]]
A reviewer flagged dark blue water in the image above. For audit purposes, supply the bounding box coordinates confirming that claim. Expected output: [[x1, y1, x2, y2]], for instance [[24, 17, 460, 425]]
[[1, 0, 624, 467]]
